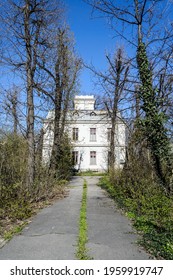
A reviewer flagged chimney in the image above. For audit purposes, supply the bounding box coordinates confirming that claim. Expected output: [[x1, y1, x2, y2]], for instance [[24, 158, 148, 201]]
[[74, 95, 95, 110]]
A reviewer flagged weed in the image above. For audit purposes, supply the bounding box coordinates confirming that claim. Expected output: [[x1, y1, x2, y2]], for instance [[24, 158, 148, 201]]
[[76, 179, 92, 260], [99, 175, 173, 259], [4, 223, 27, 240]]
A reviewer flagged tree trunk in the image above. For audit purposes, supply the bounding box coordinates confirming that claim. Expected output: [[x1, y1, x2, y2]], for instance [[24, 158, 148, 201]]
[[49, 97, 62, 173], [109, 102, 117, 169], [49, 65, 62, 173], [26, 81, 35, 188], [25, 0, 35, 188]]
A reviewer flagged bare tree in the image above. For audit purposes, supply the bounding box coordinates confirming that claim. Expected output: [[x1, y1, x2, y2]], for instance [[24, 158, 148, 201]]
[[3, 87, 19, 134], [35, 26, 81, 175], [85, 0, 173, 189], [0, 0, 63, 188], [88, 48, 129, 169], [105, 50, 129, 169]]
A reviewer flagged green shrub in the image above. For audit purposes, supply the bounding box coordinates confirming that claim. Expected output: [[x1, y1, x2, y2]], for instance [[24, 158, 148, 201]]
[[0, 181, 32, 220], [0, 135, 29, 220], [55, 133, 74, 180], [0, 134, 27, 187], [99, 171, 173, 259], [99, 125, 173, 259]]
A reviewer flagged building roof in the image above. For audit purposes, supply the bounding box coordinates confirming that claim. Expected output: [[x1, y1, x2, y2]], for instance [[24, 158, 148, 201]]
[[44, 95, 124, 125]]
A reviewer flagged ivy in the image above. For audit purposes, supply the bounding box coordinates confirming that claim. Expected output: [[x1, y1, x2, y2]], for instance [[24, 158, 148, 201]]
[[137, 42, 171, 187]]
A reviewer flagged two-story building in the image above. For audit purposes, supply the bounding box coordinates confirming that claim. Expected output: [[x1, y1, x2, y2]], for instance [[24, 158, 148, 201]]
[[42, 95, 126, 172]]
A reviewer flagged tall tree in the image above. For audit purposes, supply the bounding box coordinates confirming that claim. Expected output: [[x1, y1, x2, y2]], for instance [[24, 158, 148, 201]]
[[0, 0, 62, 188], [85, 0, 172, 189], [88, 48, 129, 169], [35, 26, 81, 175], [105, 49, 129, 169]]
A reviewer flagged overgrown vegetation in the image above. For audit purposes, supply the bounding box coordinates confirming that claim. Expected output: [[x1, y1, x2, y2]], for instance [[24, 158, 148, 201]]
[[76, 179, 91, 260], [137, 41, 172, 190], [86, 0, 173, 259], [0, 0, 173, 259], [49, 133, 74, 180], [99, 161, 173, 259], [0, 0, 80, 190], [0, 1, 79, 239], [0, 133, 68, 238], [3, 223, 28, 241]]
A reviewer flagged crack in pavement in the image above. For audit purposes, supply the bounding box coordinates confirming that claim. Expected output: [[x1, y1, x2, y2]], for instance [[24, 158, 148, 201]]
[[25, 232, 66, 237]]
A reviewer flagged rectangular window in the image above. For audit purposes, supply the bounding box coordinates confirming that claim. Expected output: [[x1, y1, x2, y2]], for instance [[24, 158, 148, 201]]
[[90, 151, 96, 165], [72, 151, 78, 165], [73, 128, 78, 141], [107, 128, 111, 141], [90, 128, 96, 141]]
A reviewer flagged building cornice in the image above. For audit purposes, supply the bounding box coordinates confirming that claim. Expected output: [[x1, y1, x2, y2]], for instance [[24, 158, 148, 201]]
[[72, 144, 126, 148]]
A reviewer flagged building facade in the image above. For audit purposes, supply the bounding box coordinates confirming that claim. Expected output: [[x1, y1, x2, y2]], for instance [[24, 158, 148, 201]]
[[42, 95, 126, 172]]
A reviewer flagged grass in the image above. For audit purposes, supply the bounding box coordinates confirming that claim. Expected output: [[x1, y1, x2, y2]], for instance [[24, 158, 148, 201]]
[[76, 179, 92, 260], [99, 175, 173, 260], [0, 181, 68, 240], [4, 222, 27, 240], [135, 219, 173, 259], [77, 170, 106, 176]]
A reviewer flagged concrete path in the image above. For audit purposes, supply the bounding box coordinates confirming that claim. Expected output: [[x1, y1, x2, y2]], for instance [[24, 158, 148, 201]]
[[0, 176, 151, 260], [87, 177, 150, 259], [0, 177, 83, 260]]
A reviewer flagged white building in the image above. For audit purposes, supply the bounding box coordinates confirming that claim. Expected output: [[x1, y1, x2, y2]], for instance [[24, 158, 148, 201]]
[[42, 95, 126, 172]]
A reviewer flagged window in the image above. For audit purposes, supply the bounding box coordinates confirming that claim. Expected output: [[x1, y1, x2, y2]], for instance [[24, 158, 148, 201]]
[[107, 128, 111, 141], [73, 128, 78, 141], [72, 151, 78, 165], [90, 151, 96, 165], [90, 128, 96, 141], [120, 148, 125, 165]]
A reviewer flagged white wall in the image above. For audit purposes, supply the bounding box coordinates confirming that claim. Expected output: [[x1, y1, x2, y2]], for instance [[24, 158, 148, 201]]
[[42, 121, 54, 164], [72, 146, 108, 172], [42, 103, 126, 171], [68, 117, 126, 171]]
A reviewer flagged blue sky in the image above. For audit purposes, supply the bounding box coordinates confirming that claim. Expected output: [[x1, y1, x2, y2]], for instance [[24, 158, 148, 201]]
[[64, 0, 173, 95], [1, 0, 171, 95], [64, 0, 118, 94], [0, 0, 116, 95]]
